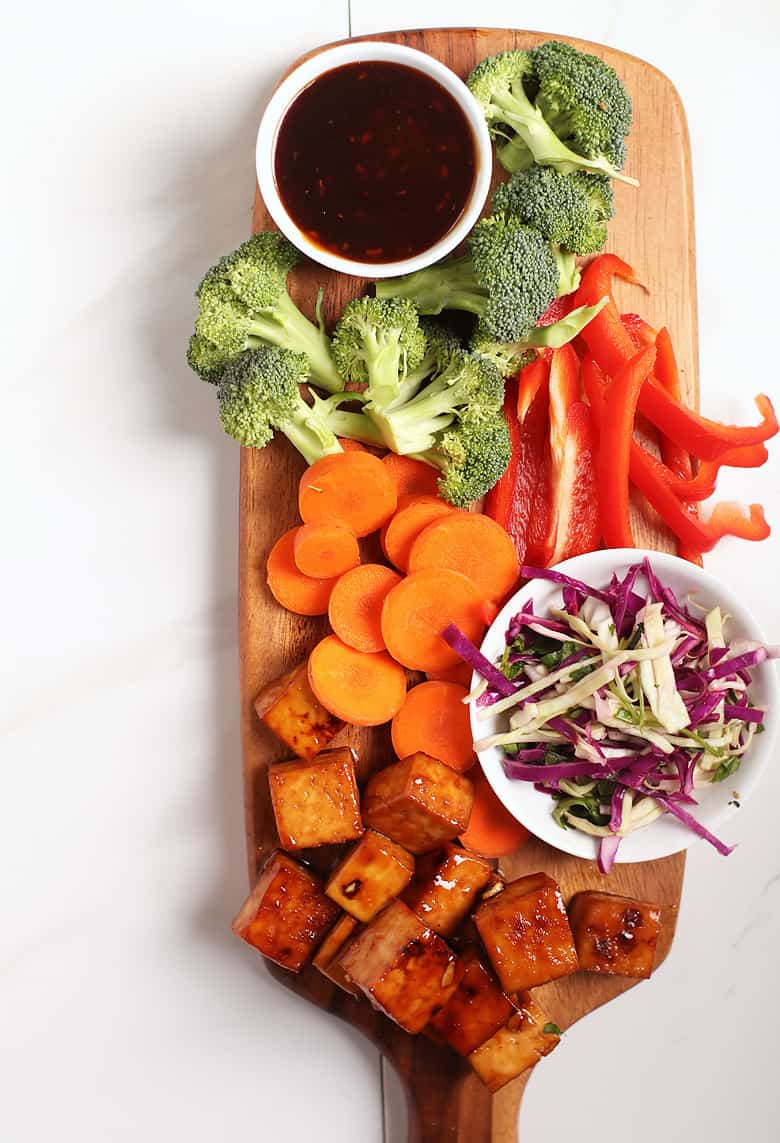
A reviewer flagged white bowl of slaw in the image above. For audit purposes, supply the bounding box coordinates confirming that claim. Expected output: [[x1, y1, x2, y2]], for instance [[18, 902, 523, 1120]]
[[470, 548, 779, 865]]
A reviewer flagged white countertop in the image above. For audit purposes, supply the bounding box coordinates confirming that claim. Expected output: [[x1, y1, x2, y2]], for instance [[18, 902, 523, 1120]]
[[3, 2, 779, 1140]]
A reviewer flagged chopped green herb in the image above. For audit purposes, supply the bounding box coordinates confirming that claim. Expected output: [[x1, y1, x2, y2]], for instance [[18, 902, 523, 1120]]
[[543, 1022, 561, 1036], [712, 755, 743, 783]]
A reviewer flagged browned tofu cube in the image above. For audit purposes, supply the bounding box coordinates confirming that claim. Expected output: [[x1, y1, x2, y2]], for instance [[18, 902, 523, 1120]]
[[325, 830, 414, 922], [339, 900, 463, 1033], [255, 661, 344, 760], [568, 891, 662, 979], [403, 843, 492, 936], [362, 752, 474, 854], [429, 946, 516, 1055], [474, 872, 578, 992], [312, 913, 361, 995], [469, 992, 560, 1092], [269, 747, 364, 850], [231, 851, 339, 972]]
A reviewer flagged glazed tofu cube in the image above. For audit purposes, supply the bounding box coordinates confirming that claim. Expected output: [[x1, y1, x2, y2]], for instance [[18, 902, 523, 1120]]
[[568, 891, 662, 979], [362, 752, 474, 854], [403, 843, 492, 936], [312, 913, 361, 995], [429, 946, 516, 1055], [232, 851, 339, 972], [325, 830, 414, 922], [339, 900, 463, 1033], [469, 992, 560, 1092], [474, 872, 578, 992], [255, 661, 344, 759], [269, 747, 364, 850]]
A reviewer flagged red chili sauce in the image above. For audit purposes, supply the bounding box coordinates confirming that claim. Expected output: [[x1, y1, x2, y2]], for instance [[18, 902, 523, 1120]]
[[273, 61, 477, 264]]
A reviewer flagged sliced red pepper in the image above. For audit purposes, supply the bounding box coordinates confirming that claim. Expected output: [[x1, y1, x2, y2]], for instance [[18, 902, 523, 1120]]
[[574, 254, 641, 375], [549, 401, 601, 564], [637, 381, 778, 460], [657, 442, 769, 501], [596, 345, 657, 548], [537, 292, 580, 327], [630, 447, 771, 552], [653, 326, 701, 563], [484, 357, 550, 564], [621, 312, 657, 349]]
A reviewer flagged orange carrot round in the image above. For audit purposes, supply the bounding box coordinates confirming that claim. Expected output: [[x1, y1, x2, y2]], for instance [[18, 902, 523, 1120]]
[[391, 681, 476, 773], [459, 767, 530, 857], [381, 568, 490, 672], [308, 635, 407, 726], [328, 564, 402, 653], [338, 438, 367, 452], [266, 528, 339, 615], [381, 495, 456, 572], [426, 662, 474, 688], [299, 452, 397, 537], [408, 513, 519, 603], [382, 453, 441, 499], [293, 519, 360, 579]]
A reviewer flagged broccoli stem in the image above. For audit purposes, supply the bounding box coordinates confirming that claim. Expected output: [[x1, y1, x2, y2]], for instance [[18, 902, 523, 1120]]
[[491, 87, 639, 186], [281, 414, 343, 465], [359, 329, 410, 410], [248, 292, 342, 393], [496, 133, 536, 175], [309, 392, 385, 448], [376, 258, 488, 317]]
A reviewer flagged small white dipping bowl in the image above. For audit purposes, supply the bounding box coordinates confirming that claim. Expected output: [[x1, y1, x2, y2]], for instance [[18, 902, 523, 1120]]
[[471, 548, 779, 864], [256, 41, 493, 278]]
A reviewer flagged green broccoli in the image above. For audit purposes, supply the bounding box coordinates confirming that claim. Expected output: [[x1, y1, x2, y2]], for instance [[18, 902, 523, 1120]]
[[371, 347, 505, 455], [331, 296, 428, 411], [191, 232, 342, 392], [414, 409, 512, 507], [376, 213, 578, 342], [467, 45, 637, 185], [216, 345, 381, 460], [491, 166, 614, 255], [471, 297, 609, 377]]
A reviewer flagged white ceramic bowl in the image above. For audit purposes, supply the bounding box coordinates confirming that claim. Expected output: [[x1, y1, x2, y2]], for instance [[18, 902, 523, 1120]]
[[256, 41, 493, 278], [471, 549, 779, 863]]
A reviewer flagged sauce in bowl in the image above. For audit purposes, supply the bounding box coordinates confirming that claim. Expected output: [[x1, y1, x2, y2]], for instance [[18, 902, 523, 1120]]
[[273, 61, 477, 265]]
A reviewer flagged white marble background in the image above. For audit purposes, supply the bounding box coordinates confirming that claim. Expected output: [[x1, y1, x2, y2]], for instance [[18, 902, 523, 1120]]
[[3, 2, 779, 1140]]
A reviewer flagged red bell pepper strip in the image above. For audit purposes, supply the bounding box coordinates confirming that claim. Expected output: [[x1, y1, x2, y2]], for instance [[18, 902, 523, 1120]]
[[637, 381, 778, 460], [484, 357, 550, 564], [544, 344, 600, 563], [653, 326, 701, 563], [549, 401, 601, 564], [537, 292, 580, 327], [596, 345, 657, 548], [621, 313, 657, 349], [629, 447, 771, 552], [657, 443, 769, 501], [575, 254, 642, 375]]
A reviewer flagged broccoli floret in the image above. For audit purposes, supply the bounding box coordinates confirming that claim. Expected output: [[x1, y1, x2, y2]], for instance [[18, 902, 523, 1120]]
[[331, 296, 427, 411], [191, 232, 342, 392], [471, 298, 609, 377], [373, 348, 505, 454], [187, 333, 231, 383], [216, 345, 380, 461], [415, 409, 512, 507], [492, 166, 614, 255], [467, 46, 637, 185], [376, 214, 576, 342]]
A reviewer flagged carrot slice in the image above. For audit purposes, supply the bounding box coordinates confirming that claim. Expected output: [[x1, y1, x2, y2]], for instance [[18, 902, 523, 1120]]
[[266, 528, 339, 615], [293, 520, 360, 579], [382, 453, 440, 499], [391, 681, 476, 773], [459, 767, 530, 858], [328, 564, 403, 653], [308, 635, 407, 726], [381, 568, 490, 672], [299, 452, 397, 537], [381, 495, 456, 572], [338, 438, 366, 452], [408, 513, 519, 604], [426, 662, 474, 688]]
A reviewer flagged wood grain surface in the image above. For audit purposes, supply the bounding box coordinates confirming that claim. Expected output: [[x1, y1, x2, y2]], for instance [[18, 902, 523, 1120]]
[[239, 27, 696, 1142]]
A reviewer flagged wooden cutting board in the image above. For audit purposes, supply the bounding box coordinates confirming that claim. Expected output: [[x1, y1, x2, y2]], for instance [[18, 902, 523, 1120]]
[[239, 27, 696, 1142]]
